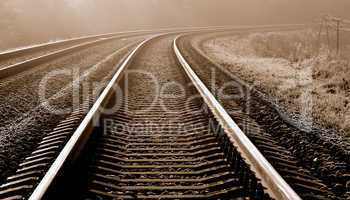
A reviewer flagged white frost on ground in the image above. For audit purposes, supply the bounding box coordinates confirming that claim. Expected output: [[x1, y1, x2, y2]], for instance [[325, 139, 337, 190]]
[[202, 30, 350, 137]]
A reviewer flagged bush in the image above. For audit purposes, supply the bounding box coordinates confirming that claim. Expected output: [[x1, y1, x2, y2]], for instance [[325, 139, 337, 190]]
[[248, 30, 321, 62]]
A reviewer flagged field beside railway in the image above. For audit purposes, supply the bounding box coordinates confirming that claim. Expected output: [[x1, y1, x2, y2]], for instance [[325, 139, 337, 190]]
[[201, 29, 350, 138], [0, 28, 347, 200]]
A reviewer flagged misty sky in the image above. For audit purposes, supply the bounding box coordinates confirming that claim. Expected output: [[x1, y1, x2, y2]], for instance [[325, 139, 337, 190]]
[[5, 0, 350, 31], [1, 0, 350, 50], [66, 0, 350, 29]]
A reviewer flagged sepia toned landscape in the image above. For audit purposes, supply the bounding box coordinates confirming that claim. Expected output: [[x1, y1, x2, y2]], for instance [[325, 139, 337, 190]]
[[0, 1, 349, 200], [201, 29, 350, 136]]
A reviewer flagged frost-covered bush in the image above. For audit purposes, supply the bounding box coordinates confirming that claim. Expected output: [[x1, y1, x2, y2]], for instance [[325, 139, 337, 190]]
[[248, 30, 320, 62], [203, 29, 350, 136]]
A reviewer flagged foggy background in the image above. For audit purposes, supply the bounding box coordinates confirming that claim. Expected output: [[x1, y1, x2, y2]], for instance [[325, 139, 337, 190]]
[[1, 0, 350, 50]]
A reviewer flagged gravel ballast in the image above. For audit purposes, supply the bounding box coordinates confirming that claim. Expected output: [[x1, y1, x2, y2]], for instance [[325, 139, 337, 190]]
[[0, 38, 111, 70], [0, 35, 146, 182], [178, 32, 350, 199]]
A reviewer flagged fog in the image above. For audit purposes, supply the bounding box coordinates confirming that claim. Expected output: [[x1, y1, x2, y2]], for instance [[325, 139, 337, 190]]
[[1, 0, 350, 49]]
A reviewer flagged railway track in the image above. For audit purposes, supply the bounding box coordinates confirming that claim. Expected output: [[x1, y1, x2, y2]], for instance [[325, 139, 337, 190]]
[[0, 27, 222, 77], [0, 28, 195, 68], [0, 33, 304, 200], [0, 25, 305, 80], [0, 32, 155, 80], [0, 32, 133, 62], [175, 33, 345, 199], [0, 29, 224, 190], [0, 25, 334, 200]]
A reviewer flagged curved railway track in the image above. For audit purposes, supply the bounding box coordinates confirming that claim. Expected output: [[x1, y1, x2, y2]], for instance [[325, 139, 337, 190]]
[[0, 32, 134, 62], [0, 29, 226, 191], [0, 25, 305, 80], [0, 33, 309, 200], [0, 28, 198, 68], [175, 33, 346, 199], [0, 27, 225, 76], [0, 32, 155, 80], [0, 26, 333, 200]]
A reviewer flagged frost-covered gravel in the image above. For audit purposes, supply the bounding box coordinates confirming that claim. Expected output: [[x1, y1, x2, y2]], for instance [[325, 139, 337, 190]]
[[0, 35, 146, 181]]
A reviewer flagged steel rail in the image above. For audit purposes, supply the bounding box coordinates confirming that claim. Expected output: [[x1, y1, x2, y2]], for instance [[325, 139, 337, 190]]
[[24, 26, 306, 199], [0, 25, 305, 80], [0, 24, 305, 59], [0, 32, 124, 60], [0, 27, 231, 80], [173, 36, 301, 200], [0, 28, 195, 58], [0, 35, 133, 79], [28, 35, 157, 200], [0, 28, 207, 66], [26, 31, 221, 200], [0, 27, 225, 59]]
